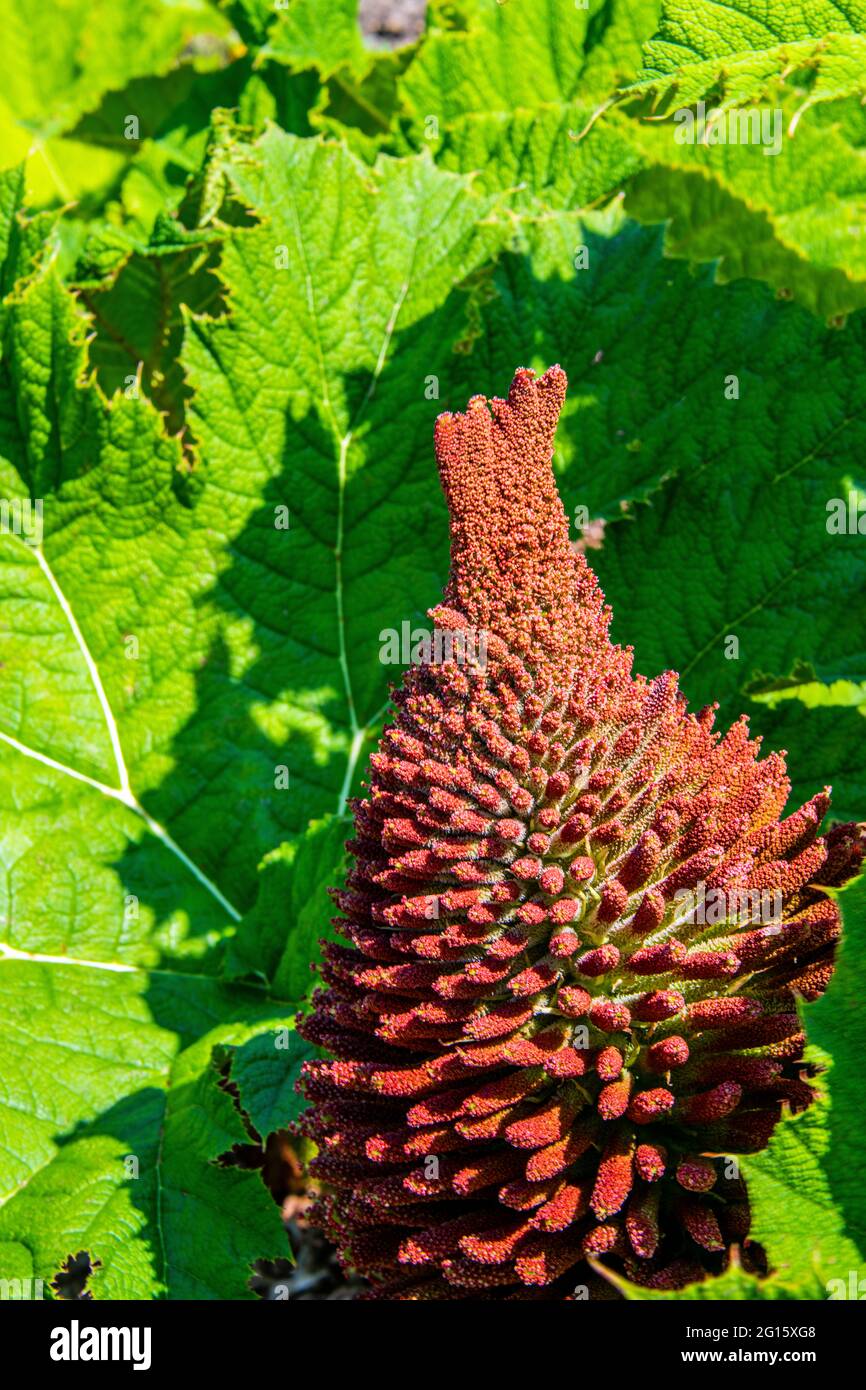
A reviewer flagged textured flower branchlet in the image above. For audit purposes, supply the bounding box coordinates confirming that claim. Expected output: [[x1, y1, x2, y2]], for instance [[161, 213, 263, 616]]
[[298, 366, 863, 1300]]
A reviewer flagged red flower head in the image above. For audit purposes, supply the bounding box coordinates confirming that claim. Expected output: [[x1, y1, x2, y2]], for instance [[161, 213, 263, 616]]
[[298, 366, 863, 1299]]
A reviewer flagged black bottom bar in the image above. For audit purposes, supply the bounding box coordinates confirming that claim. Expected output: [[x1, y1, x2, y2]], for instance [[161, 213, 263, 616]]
[[3, 1293, 861, 1377]]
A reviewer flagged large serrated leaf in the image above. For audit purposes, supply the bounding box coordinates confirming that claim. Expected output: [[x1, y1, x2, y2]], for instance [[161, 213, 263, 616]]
[[630, 0, 866, 108]]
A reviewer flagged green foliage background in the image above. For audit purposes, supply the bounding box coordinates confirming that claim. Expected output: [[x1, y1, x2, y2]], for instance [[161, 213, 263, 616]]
[[0, 0, 864, 1299]]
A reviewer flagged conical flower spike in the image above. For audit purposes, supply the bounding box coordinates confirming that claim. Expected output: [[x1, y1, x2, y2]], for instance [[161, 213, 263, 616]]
[[299, 367, 863, 1301]]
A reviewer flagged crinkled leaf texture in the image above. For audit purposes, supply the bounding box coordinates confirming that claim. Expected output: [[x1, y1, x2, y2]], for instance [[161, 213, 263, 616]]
[[631, 0, 866, 108], [0, 161, 310, 1297], [567, 88, 866, 321]]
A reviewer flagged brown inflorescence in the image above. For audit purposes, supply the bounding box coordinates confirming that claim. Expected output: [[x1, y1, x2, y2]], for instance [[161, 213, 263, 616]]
[[297, 366, 863, 1300]]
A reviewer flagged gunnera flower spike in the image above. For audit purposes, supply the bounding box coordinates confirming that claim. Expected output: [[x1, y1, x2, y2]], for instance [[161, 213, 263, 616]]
[[298, 366, 863, 1300]]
